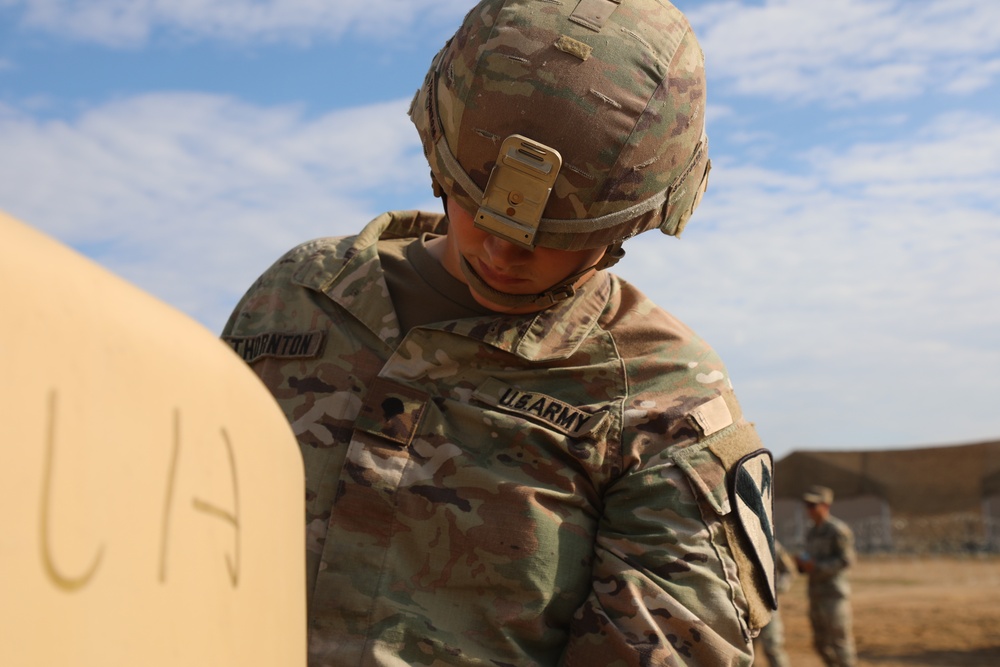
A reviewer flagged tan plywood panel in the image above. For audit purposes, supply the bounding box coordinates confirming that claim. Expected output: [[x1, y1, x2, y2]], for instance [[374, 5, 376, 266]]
[[0, 210, 306, 666]]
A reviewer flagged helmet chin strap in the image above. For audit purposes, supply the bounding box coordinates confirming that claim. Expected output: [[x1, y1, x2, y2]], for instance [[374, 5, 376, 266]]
[[460, 243, 625, 310]]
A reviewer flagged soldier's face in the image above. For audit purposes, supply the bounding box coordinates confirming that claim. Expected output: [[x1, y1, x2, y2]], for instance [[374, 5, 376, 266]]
[[805, 501, 829, 524], [436, 197, 607, 314]]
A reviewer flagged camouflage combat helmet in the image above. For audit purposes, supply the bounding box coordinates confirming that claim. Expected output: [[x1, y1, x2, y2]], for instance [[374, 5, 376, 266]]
[[409, 0, 711, 254]]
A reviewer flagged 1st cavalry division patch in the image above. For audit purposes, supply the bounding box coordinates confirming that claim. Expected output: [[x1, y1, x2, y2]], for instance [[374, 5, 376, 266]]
[[731, 449, 777, 609]]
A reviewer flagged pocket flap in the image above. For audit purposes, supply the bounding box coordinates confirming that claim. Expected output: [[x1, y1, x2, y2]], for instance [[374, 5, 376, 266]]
[[671, 439, 731, 516], [353, 377, 429, 446]]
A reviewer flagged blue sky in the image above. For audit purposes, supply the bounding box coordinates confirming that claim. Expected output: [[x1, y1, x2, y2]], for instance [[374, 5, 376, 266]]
[[2, 0, 999, 459]]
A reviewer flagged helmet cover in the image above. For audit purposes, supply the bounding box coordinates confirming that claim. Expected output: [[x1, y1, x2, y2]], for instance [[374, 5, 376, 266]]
[[409, 0, 711, 250]]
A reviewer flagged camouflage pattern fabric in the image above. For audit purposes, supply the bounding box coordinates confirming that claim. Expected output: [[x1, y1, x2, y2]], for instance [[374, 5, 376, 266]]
[[804, 516, 856, 667], [773, 540, 796, 596], [755, 541, 795, 667], [809, 597, 856, 667], [803, 516, 854, 599], [409, 0, 711, 250], [756, 611, 789, 667], [223, 210, 770, 666]]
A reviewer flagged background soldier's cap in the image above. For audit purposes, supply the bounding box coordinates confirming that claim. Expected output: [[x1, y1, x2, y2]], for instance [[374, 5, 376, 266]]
[[803, 485, 834, 505]]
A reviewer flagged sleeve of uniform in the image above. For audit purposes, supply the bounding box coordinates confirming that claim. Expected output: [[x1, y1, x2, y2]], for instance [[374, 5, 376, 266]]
[[558, 384, 774, 666]]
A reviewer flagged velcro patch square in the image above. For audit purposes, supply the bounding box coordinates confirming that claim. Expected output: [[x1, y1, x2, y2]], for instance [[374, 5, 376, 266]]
[[555, 35, 593, 61], [689, 394, 734, 438]]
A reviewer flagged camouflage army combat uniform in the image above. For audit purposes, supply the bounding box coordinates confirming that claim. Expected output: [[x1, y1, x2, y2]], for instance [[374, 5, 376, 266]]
[[804, 515, 856, 666], [223, 210, 775, 666], [755, 541, 795, 667]]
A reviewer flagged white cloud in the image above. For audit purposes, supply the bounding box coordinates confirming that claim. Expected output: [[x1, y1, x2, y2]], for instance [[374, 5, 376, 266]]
[[690, 0, 1000, 104], [809, 112, 1000, 205], [0, 93, 430, 328], [3, 0, 471, 46], [619, 112, 1000, 453], [706, 103, 734, 125], [943, 57, 1000, 94]]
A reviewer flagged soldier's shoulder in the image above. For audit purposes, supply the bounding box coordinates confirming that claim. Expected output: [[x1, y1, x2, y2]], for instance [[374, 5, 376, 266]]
[[827, 514, 854, 537], [282, 235, 359, 269], [245, 234, 359, 294], [602, 273, 713, 358], [277, 210, 436, 286], [221, 234, 360, 334]]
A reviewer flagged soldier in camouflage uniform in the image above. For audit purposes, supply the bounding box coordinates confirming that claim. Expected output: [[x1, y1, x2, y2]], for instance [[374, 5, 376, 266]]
[[754, 540, 795, 667], [223, 1, 777, 665], [795, 486, 857, 667]]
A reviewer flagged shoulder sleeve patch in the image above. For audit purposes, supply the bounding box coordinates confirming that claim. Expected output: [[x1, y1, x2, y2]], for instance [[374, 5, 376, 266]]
[[730, 449, 777, 610]]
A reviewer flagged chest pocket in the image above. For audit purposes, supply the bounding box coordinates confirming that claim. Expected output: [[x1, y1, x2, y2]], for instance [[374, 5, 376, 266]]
[[353, 376, 429, 446]]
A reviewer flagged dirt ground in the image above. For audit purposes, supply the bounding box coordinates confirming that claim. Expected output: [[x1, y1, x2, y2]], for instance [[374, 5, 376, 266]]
[[753, 555, 1000, 667]]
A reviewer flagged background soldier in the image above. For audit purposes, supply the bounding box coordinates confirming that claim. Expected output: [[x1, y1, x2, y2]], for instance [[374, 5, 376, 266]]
[[796, 485, 857, 667], [223, 1, 774, 664], [755, 540, 795, 667]]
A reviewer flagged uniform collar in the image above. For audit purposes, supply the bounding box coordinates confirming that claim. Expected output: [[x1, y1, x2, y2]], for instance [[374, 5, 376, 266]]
[[291, 210, 611, 362]]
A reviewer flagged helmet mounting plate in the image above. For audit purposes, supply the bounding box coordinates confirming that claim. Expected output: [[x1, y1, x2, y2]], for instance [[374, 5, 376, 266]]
[[474, 134, 562, 250]]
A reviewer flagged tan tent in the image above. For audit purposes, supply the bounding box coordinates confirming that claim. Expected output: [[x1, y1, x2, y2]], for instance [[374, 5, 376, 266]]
[[772, 440, 1000, 553]]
